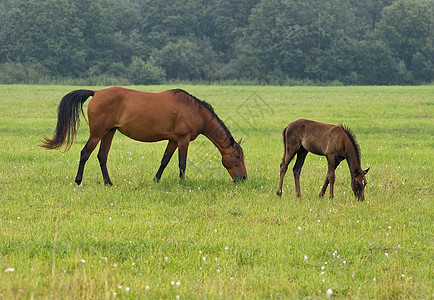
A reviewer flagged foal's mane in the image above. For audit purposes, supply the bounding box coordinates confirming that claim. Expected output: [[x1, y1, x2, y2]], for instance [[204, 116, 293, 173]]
[[339, 125, 361, 164], [173, 89, 236, 146]]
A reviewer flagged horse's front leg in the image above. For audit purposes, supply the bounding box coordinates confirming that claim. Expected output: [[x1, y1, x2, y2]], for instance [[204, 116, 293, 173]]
[[321, 157, 336, 198], [319, 176, 329, 198], [328, 170, 336, 198], [177, 138, 190, 180], [154, 140, 177, 182]]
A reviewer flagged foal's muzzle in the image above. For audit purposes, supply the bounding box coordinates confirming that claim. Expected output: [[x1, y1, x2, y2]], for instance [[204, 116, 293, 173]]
[[356, 192, 365, 201], [233, 175, 247, 182]]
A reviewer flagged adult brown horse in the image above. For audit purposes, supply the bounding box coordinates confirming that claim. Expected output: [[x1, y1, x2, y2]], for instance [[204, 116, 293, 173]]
[[276, 119, 369, 200], [41, 87, 247, 185]]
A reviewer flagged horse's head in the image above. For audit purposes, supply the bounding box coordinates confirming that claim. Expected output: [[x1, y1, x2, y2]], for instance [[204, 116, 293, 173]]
[[351, 167, 370, 200], [221, 139, 247, 182]]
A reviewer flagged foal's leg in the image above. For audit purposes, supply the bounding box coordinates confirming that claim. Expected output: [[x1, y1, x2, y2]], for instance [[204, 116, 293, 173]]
[[97, 129, 116, 185], [277, 146, 298, 197], [320, 156, 337, 198], [75, 136, 101, 186], [177, 138, 190, 180], [319, 175, 330, 198], [154, 140, 178, 182], [293, 147, 308, 198]]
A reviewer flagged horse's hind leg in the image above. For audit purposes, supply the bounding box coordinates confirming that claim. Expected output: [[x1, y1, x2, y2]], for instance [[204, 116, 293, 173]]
[[75, 136, 101, 186], [277, 146, 299, 197], [154, 140, 177, 182], [293, 147, 308, 198], [97, 129, 116, 185]]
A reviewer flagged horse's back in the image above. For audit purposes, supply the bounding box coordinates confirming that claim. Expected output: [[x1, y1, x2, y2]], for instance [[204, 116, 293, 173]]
[[88, 87, 203, 142], [91, 86, 173, 106], [285, 119, 344, 155]]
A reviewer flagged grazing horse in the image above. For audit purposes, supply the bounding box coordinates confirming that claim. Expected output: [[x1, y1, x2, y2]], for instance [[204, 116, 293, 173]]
[[41, 87, 247, 185], [276, 119, 369, 200]]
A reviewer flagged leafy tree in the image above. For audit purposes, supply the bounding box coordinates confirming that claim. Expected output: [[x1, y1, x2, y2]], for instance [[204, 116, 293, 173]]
[[349, 0, 394, 32], [0, 0, 140, 77], [240, 0, 357, 81], [0, 0, 88, 76], [151, 37, 220, 80], [376, 0, 433, 82], [128, 56, 166, 84], [0, 0, 432, 84], [354, 40, 400, 84], [201, 0, 260, 57], [0, 62, 50, 84]]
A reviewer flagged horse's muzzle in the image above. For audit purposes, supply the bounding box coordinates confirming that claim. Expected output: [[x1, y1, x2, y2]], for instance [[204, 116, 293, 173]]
[[233, 175, 247, 182]]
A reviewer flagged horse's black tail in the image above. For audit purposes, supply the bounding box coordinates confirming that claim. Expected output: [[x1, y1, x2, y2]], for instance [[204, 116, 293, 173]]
[[40, 90, 94, 151]]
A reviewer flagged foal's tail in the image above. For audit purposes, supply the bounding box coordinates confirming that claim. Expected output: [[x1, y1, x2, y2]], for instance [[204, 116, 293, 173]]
[[40, 90, 94, 151], [281, 126, 288, 155]]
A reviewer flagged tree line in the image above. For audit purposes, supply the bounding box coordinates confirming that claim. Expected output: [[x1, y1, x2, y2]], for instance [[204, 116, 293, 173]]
[[0, 0, 432, 85]]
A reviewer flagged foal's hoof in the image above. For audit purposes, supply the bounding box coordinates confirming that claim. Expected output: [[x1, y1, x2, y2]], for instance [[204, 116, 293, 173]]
[[153, 177, 160, 183], [276, 190, 282, 197]]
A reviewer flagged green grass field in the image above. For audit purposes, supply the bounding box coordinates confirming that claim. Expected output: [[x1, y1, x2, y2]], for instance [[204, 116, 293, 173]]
[[0, 85, 432, 299]]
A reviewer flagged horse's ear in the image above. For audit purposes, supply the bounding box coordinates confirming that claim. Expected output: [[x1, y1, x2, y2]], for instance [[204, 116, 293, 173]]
[[364, 167, 370, 175], [354, 169, 362, 177], [237, 138, 243, 145]]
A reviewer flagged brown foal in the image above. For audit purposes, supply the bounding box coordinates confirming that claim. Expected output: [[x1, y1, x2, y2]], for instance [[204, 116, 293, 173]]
[[277, 119, 369, 200]]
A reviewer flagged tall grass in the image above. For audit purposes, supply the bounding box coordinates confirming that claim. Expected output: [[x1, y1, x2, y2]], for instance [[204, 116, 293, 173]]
[[0, 85, 432, 298]]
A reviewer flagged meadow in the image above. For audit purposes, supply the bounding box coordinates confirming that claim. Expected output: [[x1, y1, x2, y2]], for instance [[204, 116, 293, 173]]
[[0, 85, 432, 299]]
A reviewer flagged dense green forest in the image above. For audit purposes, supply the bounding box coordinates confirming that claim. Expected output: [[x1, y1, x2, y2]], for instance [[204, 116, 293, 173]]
[[0, 0, 432, 85]]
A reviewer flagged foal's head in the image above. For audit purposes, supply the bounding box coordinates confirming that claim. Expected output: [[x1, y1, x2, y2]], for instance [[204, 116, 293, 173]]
[[351, 168, 370, 200], [221, 140, 247, 182]]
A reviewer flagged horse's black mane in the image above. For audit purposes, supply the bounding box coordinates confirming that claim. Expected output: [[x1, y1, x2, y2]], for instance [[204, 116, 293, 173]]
[[173, 89, 235, 146], [339, 124, 361, 164]]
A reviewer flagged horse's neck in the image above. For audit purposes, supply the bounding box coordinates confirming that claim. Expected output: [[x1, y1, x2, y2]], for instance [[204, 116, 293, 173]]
[[201, 113, 233, 154], [345, 139, 361, 176]]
